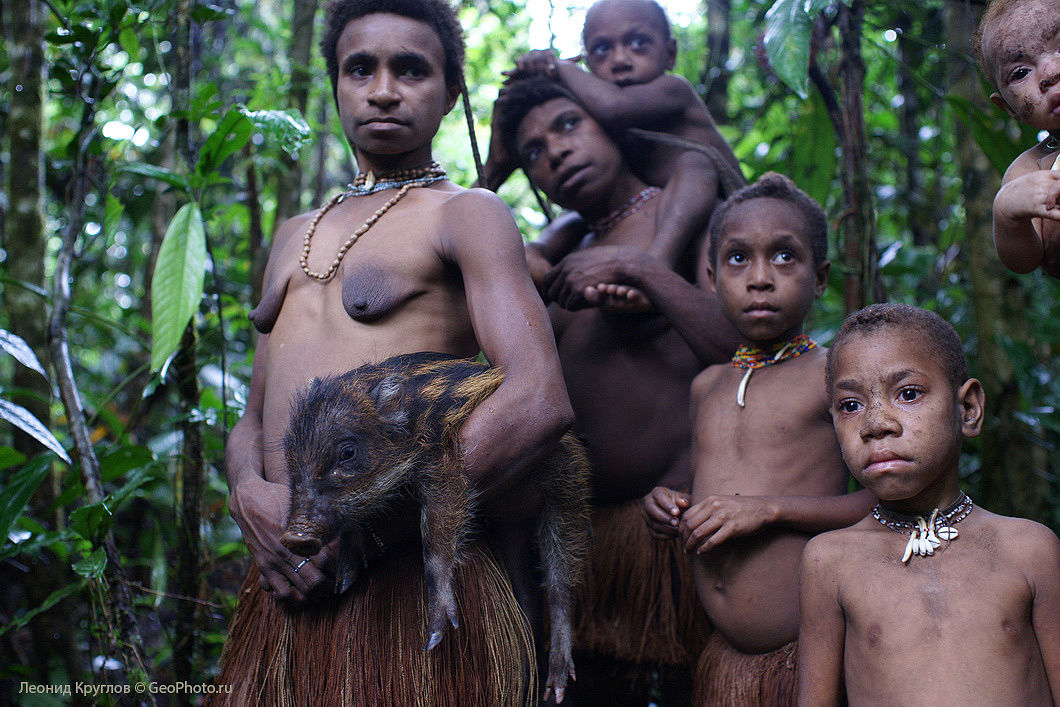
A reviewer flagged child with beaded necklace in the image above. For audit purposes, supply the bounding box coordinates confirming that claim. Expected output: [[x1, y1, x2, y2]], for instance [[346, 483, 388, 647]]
[[799, 303, 1060, 705], [640, 172, 874, 704]]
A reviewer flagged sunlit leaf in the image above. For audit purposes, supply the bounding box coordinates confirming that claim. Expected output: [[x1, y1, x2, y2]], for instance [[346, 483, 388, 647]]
[[151, 202, 206, 372], [240, 108, 312, 158], [0, 400, 71, 464], [0, 329, 48, 379]]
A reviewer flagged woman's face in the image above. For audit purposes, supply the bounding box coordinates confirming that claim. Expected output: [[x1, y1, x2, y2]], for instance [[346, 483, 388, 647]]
[[334, 13, 457, 166], [515, 97, 625, 212]]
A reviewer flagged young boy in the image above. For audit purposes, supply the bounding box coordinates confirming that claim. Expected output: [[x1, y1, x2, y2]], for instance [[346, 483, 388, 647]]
[[977, 0, 1060, 278], [799, 303, 1060, 705], [487, 0, 742, 295], [636, 173, 874, 703]]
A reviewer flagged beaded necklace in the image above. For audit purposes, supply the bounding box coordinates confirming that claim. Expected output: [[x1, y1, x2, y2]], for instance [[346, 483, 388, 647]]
[[873, 492, 974, 564], [300, 161, 447, 282], [730, 333, 816, 407], [588, 186, 661, 235]]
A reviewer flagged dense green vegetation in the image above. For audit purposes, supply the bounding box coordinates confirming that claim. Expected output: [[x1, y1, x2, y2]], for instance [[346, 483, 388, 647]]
[[1, 0, 1056, 700]]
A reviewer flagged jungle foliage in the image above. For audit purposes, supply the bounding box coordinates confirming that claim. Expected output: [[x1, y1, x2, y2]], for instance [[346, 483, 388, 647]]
[[0, 0, 1056, 701]]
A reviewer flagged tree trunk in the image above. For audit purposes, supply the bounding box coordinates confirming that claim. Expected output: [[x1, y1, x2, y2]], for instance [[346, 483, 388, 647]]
[[274, 0, 319, 222], [704, 0, 731, 122], [836, 0, 879, 312], [170, 0, 205, 684], [2, 0, 83, 691], [946, 0, 1048, 523]]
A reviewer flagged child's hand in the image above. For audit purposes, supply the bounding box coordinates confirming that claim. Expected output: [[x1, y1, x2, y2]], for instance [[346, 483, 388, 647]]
[[506, 49, 561, 81], [994, 169, 1060, 224], [680, 495, 778, 554], [642, 486, 690, 539]]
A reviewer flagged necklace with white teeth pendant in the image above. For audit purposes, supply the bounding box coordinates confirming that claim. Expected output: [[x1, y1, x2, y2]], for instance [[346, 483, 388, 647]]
[[872, 492, 973, 564]]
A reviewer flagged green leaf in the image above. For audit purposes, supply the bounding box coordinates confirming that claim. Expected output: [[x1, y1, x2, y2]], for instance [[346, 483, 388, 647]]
[[240, 108, 313, 158], [72, 547, 107, 580], [0, 329, 48, 379], [103, 194, 123, 245], [119, 163, 191, 192], [0, 579, 86, 637], [70, 502, 114, 543], [151, 202, 206, 371], [0, 399, 71, 464], [764, 0, 814, 98], [99, 445, 155, 483], [946, 96, 1025, 175], [0, 456, 51, 541], [192, 3, 235, 23], [0, 446, 27, 470], [789, 90, 837, 207], [197, 106, 254, 177]]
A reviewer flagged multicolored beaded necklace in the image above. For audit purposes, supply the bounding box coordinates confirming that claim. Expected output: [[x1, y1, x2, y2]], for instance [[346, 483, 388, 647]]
[[873, 492, 974, 564], [300, 161, 447, 282], [730, 333, 817, 407], [588, 186, 661, 235]]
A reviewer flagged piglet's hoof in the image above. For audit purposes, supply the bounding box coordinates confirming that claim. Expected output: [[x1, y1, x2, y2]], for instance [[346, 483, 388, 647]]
[[423, 600, 460, 651]]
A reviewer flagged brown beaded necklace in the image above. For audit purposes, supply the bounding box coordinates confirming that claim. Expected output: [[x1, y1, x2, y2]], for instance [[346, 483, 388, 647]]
[[299, 161, 447, 282]]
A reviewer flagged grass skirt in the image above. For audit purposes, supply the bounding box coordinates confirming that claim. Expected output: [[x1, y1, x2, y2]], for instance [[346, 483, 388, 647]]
[[692, 633, 798, 706], [209, 542, 534, 707], [572, 500, 708, 665]]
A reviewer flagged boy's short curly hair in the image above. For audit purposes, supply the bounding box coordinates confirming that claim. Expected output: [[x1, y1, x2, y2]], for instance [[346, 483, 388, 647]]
[[706, 172, 829, 267], [825, 303, 969, 394], [583, 0, 672, 44], [492, 77, 584, 163], [320, 0, 465, 101]]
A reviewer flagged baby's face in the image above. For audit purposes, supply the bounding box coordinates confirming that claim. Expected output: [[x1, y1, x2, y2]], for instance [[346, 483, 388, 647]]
[[983, 0, 1060, 131], [583, 0, 675, 86], [829, 330, 981, 509]]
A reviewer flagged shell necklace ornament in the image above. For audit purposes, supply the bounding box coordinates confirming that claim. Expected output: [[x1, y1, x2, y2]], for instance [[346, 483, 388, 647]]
[[299, 161, 447, 282], [872, 492, 974, 564]]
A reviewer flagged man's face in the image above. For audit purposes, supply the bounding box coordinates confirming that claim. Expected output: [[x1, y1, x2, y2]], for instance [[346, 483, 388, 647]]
[[334, 13, 457, 160], [515, 97, 624, 210]]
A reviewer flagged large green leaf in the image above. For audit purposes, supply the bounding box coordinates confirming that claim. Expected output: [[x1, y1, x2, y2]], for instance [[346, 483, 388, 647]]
[[0, 400, 71, 464], [70, 501, 114, 543], [764, 0, 836, 99], [150, 202, 206, 371], [0, 455, 52, 541]]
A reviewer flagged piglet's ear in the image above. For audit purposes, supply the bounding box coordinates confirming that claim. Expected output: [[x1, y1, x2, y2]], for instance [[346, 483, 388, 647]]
[[369, 375, 407, 426]]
